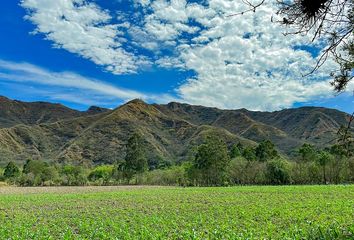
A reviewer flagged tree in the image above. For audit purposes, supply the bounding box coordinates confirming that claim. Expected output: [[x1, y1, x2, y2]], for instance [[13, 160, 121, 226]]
[[21, 160, 59, 186], [148, 155, 172, 170], [4, 162, 20, 179], [40, 166, 59, 185], [230, 143, 242, 158], [124, 132, 148, 184], [298, 143, 317, 162], [23, 159, 46, 175], [112, 159, 126, 184], [88, 165, 114, 185], [193, 135, 231, 186], [330, 144, 347, 159], [317, 150, 334, 184], [255, 140, 279, 162], [242, 146, 257, 161], [266, 158, 291, 185], [336, 116, 354, 157], [61, 165, 87, 186]]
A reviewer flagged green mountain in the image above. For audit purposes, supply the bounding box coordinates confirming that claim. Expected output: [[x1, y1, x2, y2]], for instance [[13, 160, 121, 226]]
[[0, 96, 350, 166]]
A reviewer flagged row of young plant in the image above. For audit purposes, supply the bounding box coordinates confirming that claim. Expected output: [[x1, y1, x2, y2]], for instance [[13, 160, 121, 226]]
[[0, 133, 353, 186]]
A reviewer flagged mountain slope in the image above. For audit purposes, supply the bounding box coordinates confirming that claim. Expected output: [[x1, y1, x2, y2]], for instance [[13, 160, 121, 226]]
[[56, 99, 253, 165], [0, 96, 110, 128], [0, 97, 350, 166], [243, 107, 349, 145], [156, 102, 350, 154]]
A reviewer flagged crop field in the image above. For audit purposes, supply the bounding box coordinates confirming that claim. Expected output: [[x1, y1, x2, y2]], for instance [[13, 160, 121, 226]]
[[0, 185, 353, 239]]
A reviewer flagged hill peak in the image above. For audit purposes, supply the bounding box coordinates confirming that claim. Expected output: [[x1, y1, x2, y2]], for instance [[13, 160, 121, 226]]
[[86, 106, 110, 114], [123, 98, 148, 106]]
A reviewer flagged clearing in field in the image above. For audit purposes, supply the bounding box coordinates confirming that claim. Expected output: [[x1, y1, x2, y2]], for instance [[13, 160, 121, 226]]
[[0, 185, 353, 239]]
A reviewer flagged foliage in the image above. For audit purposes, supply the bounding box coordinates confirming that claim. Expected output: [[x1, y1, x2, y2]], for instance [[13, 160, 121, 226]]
[[0, 167, 4, 181], [255, 140, 279, 162], [266, 158, 291, 185], [17, 160, 60, 186], [230, 143, 242, 158], [147, 155, 173, 170], [242, 146, 257, 161], [228, 157, 267, 185], [140, 165, 186, 186], [317, 150, 334, 183], [3, 162, 20, 179], [336, 120, 354, 157], [124, 132, 148, 183], [1, 138, 354, 186], [88, 165, 114, 185], [192, 136, 230, 186], [61, 165, 87, 186], [298, 143, 318, 162]]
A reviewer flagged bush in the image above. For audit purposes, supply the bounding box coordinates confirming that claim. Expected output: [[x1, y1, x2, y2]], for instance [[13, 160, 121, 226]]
[[142, 166, 186, 186], [266, 158, 291, 185], [228, 157, 267, 185], [18, 160, 60, 186], [4, 162, 20, 179], [61, 165, 88, 186], [88, 165, 114, 185]]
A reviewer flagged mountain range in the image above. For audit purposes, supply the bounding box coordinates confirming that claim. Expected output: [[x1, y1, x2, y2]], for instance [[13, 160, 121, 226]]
[[0, 96, 350, 167]]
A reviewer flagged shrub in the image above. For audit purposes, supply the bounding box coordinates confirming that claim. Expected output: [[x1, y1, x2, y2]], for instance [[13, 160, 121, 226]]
[[266, 158, 291, 185], [142, 166, 186, 186], [61, 165, 88, 186], [4, 162, 20, 179], [88, 165, 114, 185]]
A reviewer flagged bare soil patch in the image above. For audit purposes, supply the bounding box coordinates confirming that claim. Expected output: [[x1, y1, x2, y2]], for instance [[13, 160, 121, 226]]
[[0, 185, 164, 195]]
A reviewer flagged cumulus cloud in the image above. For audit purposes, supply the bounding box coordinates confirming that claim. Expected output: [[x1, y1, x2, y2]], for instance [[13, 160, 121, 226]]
[[20, 0, 149, 74], [20, 0, 349, 110], [134, 0, 343, 110]]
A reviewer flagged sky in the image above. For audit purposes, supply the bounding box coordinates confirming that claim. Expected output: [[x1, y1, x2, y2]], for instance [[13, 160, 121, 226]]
[[0, 0, 353, 113]]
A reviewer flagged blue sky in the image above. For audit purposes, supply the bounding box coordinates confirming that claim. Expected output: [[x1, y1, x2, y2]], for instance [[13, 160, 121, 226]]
[[0, 0, 352, 113]]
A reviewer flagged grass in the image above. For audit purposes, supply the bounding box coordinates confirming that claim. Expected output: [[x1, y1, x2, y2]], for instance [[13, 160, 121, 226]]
[[0, 185, 353, 239]]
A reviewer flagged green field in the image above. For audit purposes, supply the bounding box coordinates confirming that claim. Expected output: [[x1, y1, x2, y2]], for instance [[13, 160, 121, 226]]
[[0, 185, 353, 239]]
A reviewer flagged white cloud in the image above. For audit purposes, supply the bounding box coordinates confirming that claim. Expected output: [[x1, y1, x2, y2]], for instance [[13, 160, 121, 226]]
[[20, 0, 350, 111], [0, 59, 176, 104], [134, 0, 345, 110], [20, 0, 149, 75], [133, 0, 151, 7]]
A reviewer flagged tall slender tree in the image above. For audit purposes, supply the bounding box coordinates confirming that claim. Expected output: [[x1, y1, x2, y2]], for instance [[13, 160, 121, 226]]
[[124, 132, 148, 184]]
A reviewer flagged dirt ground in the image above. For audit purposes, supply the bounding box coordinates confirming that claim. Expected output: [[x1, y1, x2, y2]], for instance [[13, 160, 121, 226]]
[[0, 185, 164, 195]]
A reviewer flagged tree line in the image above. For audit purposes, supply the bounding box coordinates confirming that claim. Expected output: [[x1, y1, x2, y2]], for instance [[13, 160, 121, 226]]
[[0, 133, 353, 187]]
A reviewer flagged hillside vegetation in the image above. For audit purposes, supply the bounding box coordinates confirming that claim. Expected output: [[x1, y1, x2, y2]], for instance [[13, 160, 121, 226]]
[[0, 97, 350, 165]]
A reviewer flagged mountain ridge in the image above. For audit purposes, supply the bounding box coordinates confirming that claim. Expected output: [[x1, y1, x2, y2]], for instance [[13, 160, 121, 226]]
[[0, 96, 349, 166]]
